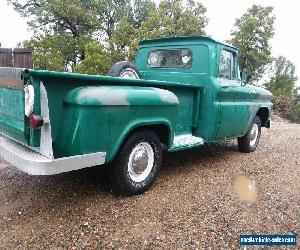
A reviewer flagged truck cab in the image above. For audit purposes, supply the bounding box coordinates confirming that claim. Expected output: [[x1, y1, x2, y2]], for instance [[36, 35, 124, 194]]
[[135, 36, 272, 143], [0, 36, 272, 195]]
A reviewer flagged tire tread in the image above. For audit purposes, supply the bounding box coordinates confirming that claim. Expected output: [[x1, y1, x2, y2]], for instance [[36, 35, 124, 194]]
[[238, 116, 261, 153], [109, 130, 162, 196], [107, 61, 140, 79]]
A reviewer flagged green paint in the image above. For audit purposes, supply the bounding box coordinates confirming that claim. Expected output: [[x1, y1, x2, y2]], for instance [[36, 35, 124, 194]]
[[64, 86, 178, 106], [0, 36, 272, 164], [57, 86, 178, 160], [0, 75, 26, 143]]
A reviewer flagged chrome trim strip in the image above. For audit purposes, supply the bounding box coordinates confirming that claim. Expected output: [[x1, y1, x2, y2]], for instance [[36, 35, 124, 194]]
[[39, 81, 53, 159], [0, 133, 106, 175]]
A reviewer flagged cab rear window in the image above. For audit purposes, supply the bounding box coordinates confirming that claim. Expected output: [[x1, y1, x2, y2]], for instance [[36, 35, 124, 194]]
[[147, 49, 192, 68]]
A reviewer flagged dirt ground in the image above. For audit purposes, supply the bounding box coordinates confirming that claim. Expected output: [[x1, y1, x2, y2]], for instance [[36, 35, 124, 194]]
[[0, 121, 299, 249]]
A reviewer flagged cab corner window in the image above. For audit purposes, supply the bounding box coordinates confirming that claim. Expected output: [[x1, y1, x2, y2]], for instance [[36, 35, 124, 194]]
[[147, 49, 192, 68], [219, 50, 235, 80]]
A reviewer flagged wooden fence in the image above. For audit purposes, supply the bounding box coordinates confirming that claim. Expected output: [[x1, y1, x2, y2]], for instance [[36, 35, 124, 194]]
[[0, 48, 33, 68]]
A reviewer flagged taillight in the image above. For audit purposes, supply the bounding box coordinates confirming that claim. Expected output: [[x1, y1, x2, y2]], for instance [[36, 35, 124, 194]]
[[30, 114, 44, 129]]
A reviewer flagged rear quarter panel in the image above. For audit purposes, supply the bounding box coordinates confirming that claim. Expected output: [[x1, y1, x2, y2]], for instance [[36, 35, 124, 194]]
[[55, 86, 178, 161]]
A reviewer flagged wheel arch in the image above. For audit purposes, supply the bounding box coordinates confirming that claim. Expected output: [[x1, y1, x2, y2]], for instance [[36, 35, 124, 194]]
[[256, 107, 271, 128], [107, 121, 173, 162]]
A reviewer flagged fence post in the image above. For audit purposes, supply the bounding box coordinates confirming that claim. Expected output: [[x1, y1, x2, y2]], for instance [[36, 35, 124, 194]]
[[13, 48, 33, 68], [0, 48, 33, 68]]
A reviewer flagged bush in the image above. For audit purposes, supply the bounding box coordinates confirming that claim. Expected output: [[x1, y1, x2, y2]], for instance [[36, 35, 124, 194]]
[[272, 95, 294, 120], [291, 105, 300, 123]]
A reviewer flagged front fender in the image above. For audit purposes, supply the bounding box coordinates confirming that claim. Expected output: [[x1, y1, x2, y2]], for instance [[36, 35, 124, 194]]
[[242, 104, 272, 135]]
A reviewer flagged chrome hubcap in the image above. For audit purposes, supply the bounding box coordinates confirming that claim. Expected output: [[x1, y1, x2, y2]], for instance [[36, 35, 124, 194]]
[[120, 68, 139, 79], [128, 142, 154, 182], [249, 123, 259, 147]]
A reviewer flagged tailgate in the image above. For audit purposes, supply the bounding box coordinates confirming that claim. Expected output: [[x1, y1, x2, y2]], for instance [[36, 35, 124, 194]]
[[0, 67, 28, 144]]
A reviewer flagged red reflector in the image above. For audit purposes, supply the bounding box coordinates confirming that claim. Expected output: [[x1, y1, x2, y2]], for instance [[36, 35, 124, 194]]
[[29, 115, 44, 129]]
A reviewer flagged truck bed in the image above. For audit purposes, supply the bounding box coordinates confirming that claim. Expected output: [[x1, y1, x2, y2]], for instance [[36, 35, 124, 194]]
[[0, 68, 202, 161]]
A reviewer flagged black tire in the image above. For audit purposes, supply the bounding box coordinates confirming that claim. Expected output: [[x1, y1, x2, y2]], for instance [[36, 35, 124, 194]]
[[110, 130, 162, 196], [238, 116, 262, 153], [107, 61, 140, 79]]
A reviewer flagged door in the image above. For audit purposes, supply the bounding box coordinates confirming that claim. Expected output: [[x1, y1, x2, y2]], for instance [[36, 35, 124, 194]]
[[216, 49, 238, 138]]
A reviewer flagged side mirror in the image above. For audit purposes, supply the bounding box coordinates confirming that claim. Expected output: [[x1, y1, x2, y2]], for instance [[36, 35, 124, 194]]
[[241, 69, 247, 86]]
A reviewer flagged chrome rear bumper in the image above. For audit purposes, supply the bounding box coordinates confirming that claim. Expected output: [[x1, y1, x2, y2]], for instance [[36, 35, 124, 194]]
[[0, 133, 106, 175]]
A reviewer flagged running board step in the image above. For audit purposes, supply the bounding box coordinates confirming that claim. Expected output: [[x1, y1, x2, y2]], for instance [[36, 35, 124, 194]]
[[169, 135, 205, 151]]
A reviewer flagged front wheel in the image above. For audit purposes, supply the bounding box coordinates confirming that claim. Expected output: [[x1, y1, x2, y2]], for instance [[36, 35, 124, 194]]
[[238, 116, 261, 153], [110, 130, 162, 195]]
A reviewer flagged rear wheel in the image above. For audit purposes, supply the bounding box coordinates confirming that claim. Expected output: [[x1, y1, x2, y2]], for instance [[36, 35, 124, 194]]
[[238, 116, 261, 153], [107, 61, 140, 79], [110, 130, 162, 195]]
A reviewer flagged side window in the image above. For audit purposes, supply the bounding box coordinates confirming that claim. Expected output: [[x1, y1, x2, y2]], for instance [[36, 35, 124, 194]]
[[219, 50, 235, 80]]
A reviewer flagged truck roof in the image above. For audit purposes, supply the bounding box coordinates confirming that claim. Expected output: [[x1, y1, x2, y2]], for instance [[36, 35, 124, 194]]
[[139, 35, 237, 50]]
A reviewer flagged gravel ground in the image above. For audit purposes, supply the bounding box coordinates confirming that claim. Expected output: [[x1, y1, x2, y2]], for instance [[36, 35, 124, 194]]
[[0, 121, 299, 249]]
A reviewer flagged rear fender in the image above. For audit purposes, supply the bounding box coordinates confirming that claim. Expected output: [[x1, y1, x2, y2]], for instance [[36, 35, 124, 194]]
[[55, 86, 178, 160], [64, 85, 179, 106]]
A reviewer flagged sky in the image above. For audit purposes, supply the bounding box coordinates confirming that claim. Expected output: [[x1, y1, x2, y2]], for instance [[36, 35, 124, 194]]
[[200, 0, 300, 85], [0, 0, 299, 84]]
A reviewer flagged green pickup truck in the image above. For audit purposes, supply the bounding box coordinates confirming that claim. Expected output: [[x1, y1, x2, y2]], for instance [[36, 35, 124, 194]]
[[0, 36, 272, 195]]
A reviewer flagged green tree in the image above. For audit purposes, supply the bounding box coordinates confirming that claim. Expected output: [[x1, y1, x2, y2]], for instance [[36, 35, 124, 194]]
[[74, 41, 111, 74], [82, 0, 207, 72], [132, 0, 156, 28], [23, 32, 93, 71], [8, 0, 98, 41], [229, 5, 275, 83], [9, 0, 208, 73], [109, 19, 137, 62], [291, 87, 300, 123], [93, 0, 133, 39], [9, 0, 99, 70], [128, 0, 207, 62], [137, 0, 207, 39], [266, 56, 298, 119], [267, 56, 297, 97]]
